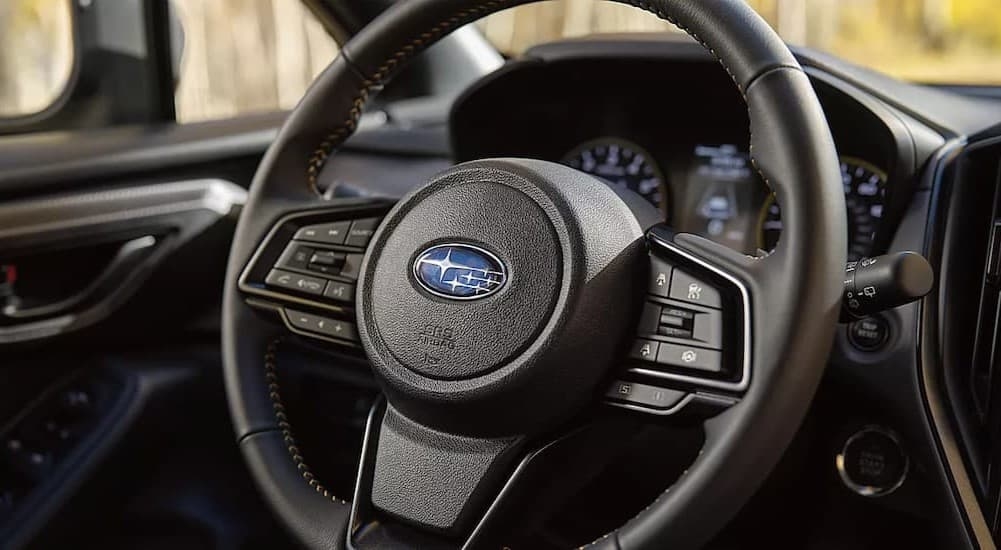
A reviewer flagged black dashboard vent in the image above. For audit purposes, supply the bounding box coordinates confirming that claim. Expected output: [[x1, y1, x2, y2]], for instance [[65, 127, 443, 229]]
[[971, 160, 1001, 423], [946, 137, 1001, 535]]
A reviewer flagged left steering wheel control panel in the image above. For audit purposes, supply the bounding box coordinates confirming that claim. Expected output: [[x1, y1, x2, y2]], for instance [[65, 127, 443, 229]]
[[239, 204, 392, 348]]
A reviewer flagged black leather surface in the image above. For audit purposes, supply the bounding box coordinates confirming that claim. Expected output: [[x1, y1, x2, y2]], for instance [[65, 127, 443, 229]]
[[222, 1, 843, 548], [240, 430, 351, 550], [370, 406, 522, 533]]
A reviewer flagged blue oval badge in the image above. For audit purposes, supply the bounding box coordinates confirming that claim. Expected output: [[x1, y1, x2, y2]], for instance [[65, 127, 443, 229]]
[[413, 244, 507, 300]]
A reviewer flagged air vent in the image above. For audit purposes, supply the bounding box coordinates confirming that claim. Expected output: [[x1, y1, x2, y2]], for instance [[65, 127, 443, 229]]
[[944, 137, 1001, 536]]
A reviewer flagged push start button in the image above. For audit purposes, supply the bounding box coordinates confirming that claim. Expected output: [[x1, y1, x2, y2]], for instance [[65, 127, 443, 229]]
[[836, 426, 908, 497]]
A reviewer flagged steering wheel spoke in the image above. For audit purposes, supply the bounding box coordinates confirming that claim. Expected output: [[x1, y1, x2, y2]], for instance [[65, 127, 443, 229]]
[[349, 402, 524, 542], [349, 400, 659, 549], [237, 199, 394, 349]]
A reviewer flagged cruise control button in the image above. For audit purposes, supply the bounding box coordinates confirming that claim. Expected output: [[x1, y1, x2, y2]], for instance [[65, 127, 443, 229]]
[[295, 221, 350, 245], [648, 257, 673, 297], [286, 309, 358, 342], [345, 217, 380, 247], [266, 269, 325, 296], [656, 343, 722, 373], [307, 250, 346, 275], [310, 250, 345, 266], [606, 380, 685, 410], [657, 326, 692, 339], [661, 306, 695, 321], [314, 317, 357, 341], [629, 338, 659, 361], [660, 312, 686, 327], [669, 269, 721, 308], [323, 280, 355, 303]]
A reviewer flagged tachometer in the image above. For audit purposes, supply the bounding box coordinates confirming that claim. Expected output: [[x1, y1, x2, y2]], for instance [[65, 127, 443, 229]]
[[562, 138, 669, 216], [758, 157, 887, 261]]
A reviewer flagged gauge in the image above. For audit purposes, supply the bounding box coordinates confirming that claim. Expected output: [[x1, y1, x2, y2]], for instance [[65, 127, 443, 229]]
[[562, 138, 669, 216], [758, 157, 888, 261]]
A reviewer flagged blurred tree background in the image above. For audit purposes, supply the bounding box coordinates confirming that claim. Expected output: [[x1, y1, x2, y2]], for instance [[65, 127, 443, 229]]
[[0, 0, 72, 117], [171, 0, 337, 122], [482, 0, 1001, 83], [1, 0, 1000, 123]]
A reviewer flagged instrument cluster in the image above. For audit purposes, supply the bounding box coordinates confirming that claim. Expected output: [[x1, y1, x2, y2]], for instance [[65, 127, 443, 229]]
[[449, 54, 909, 261], [562, 137, 887, 259]]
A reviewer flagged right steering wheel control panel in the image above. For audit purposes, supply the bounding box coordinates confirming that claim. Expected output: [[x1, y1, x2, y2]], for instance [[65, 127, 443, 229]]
[[606, 244, 748, 416]]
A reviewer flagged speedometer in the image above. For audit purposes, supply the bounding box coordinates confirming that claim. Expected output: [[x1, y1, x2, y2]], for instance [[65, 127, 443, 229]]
[[758, 157, 887, 261], [562, 138, 669, 217]]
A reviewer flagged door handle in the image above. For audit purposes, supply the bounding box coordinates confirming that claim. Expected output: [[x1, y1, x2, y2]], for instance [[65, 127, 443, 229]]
[[2, 235, 157, 320]]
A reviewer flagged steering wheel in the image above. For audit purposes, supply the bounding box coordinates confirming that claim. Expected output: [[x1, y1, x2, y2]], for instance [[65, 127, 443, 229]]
[[222, 0, 846, 548]]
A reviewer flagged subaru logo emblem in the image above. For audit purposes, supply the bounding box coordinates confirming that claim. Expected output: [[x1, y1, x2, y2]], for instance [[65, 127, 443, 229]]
[[413, 244, 507, 300]]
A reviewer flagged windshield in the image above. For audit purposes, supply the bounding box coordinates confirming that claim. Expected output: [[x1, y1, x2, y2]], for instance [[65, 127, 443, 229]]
[[478, 0, 1001, 85]]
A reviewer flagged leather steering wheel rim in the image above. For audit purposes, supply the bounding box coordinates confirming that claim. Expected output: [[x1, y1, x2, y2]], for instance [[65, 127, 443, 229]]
[[222, 1, 847, 548]]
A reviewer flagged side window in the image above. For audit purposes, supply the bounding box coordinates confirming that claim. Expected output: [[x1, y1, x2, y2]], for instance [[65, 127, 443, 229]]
[[171, 1, 339, 123], [0, 0, 75, 118]]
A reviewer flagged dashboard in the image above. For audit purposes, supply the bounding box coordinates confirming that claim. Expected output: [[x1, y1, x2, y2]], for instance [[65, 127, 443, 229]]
[[450, 46, 912, 261]]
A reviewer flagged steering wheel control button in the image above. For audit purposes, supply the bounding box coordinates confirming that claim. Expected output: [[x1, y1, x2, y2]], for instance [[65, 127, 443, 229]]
[[606, 380, 685, 410], [323, 280, 355, 303], [661, 306, 694, 324], [657, 305, 695, 339], [836, 427, 908, 497], [656, 343, 722, 373], [649, 257, 673, 297], [307, 250, 347, 275], [630, 339, 660, 362], [294, 221, 350, 245], [345, 217, 380, 247], [265, 269, 325, 296], [641, 300, 723, 349], [310, 250, 344, 266], [848, 316, 889, 351], [669, 269, 721, 308], [277, 242, 315, 271], [285, 308, 358, 342]]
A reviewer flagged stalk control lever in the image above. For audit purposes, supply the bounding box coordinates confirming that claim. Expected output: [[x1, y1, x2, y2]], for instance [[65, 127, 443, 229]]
[[841, 252, 933, 322]]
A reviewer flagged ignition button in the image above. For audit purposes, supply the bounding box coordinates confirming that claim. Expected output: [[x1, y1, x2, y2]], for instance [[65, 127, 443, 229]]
[[836, 426, 908, 497]]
